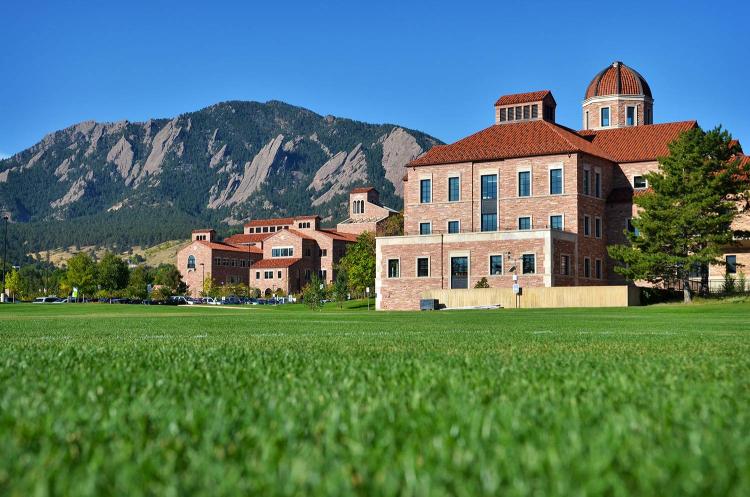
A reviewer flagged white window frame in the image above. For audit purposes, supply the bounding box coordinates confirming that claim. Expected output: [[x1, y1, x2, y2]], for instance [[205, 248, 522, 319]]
[[416, 256, 430, 278], [447, 219, 460, 234], [447, 175, 461, 202], [600, 106, 611, 127], [489, 254, 504, 276], [419, 177, 432, 204], [419, 221, 432, 235], [549, 213, 564, 230], [271, 246, 294, 258], [626, 105, 637, 126], [548, 165, 564, 195], [521, 252, 536, 275], [517, 215, 532, 230], [583, 166, 591, 196], [517, 168, 532, 197], [633, 175, 648, 189], [387, 258, 401, 279]]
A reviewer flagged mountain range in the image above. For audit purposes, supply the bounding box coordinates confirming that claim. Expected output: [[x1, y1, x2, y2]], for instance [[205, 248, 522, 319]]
[[0, 101, 441, 263]]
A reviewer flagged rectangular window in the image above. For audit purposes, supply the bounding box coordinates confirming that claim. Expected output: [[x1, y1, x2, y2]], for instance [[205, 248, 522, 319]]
[[304, 269, 311, 281], [726, 255, 737, 274], [595, 171, 601, 198], [550, 215, 563, 230], [583, 169, 590, 196], [419, 222, 431, 235], [278, 271, 282, 279], [595, 217, 602, 238], [420, 179, 431, 203], [264, 270, 273, 279], [585, 111, 589, 129], [214, 257, 221, 266], [388, 259, 400, 278], [481, 214, 497, 232], [633, 176, 647, 189], [481, 174, 497, 200], [584, 215, 591, 237], [515, 106, 522, 119], [489, 255, 503, 275], [601, 107, 610, 127], [448, 220, 460, 234], [417, 257, 429, 277], [255, 271, 260, 279], [262, 226, 269, 233], [518, 171, 531, 197], [523, 105, 530, 120], [549, 168, 563, 195], [627, 106, 636, 126], [561, 255, 570, 276], [584, 258, 591, 278], [499, 108, 506, 122], [522, 254, 536, 275], [448, 177, 460, 202], [271, 247, 293, 258], [531, 104, 538, 119], [595, 259, 602, 279], [507, 107, 514, 120], [518, 217, 531, 230], [319, 270, 327, 280]]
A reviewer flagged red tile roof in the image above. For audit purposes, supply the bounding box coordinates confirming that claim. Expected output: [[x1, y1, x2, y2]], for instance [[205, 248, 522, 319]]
[[585, 61, 652, 99], [251, 257, 301, 269], [495, 90, 552, 106], [191, 228, 215, 233], [196, 240, 262, 253], [317, 229, 358, 242], [351, 186, 376, 193], [578, 121, 698, 163], [244, 215, 319, 228], [409, 120, 613, 167], [224, 233, 273, 244]]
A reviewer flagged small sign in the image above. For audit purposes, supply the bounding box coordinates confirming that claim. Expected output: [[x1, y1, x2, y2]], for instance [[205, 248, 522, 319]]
[[366, 287, 370, 294], [512, 274, 518, 282], [72, 287, 79, 298], [512, 283, 520, 295]]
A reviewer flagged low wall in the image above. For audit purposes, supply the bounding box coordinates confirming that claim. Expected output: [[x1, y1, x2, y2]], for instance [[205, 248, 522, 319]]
[[421, 285, 640, 309]]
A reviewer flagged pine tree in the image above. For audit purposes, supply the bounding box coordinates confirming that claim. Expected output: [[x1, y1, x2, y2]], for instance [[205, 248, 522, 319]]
[[609, 127, 749, 303]]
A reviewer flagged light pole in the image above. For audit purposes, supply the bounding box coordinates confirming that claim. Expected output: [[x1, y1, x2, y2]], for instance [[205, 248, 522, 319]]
[[2, 215, 8, 303]]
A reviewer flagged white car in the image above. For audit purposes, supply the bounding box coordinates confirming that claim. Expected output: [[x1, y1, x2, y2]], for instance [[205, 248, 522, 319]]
[[203, 297, 221, 305], [32, 296, 61, 304]]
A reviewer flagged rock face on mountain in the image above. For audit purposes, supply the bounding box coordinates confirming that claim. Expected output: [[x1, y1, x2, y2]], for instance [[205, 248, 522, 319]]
[[0, 100, 440, 251]]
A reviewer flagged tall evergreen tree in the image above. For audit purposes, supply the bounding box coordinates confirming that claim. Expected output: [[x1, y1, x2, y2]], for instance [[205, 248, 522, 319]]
[[609, 127, 749, 303]]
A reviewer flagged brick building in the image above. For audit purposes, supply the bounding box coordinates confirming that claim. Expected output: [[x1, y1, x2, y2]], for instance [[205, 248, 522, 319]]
[[376, 61, 749, 310], [178, 188, 395, 296]]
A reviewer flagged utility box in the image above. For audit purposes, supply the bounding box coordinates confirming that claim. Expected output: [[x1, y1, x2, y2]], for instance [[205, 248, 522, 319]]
[[420, 299, 439, 311]]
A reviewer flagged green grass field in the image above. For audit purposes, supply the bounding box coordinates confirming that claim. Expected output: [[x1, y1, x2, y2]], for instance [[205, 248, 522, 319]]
[[1, 302, 749, 496]]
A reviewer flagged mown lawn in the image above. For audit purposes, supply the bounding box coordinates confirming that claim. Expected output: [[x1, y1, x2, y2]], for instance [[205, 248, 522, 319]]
[[1, 302, 749, 496]]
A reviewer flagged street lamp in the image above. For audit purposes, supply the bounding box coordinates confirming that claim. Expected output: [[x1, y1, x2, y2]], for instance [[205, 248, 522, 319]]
[[2, 215, 8, 303]]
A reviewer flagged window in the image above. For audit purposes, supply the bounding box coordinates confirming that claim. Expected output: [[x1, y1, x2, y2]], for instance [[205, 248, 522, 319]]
[[419, 222, 431, 235], [256, 271, 260, 279], [499, 108, 507, 122], [523, 105, 530, 120], [388, 259, 400, 278], [585, 111, 589, 129], [278, 271, 282, 279], [595, 259, 602, 279], [584, 258, 591, 278], [231, 259, 236, 267], [522, 254, 535, 274], [549, 168, 563, 195], [262, 226, 269, 233], [417, 257, 429, 277], [633, 176, 647, 189], [481, 214, 497, 232], [595, 217, 602, 239], [518, 217, 531, 230], [595, 171, 601, 198], [481, 174, 497, 200], [550, 215, 563, 230], [627, 106, 636, 126], [305, 248, 311, 257], [223, 258, 229, 266], [518, 171, 531, 197], [304, 269, 311, 281], [531, 104, 538, 119], [507, 107, 514, 120], [601, 107, 610, 127], [420, 179, 431, 203], [515, 106, 522, 119], [561, 255, 570, 276], [272, 247, 294, 257], [319, 270, 327, 280], [353, 200, 360, 214], [320, 249, 328, 257], [627, 218, 641, 237], [489, 255, 503, 275], [448, 220, 460, 234], [726, 255, 737, 274], [583, 168, 590, 195], [448, 177, 460, 202], [584, 215, 591, 237], [187, 255, 196, 269], [264, 270, 273, 279]]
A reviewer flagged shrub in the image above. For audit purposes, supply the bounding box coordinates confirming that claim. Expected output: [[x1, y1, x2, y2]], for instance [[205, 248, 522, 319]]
[[302, 274, 326, 311], [474, 277, 490, 289], [737, 272, 747, 293], [723, 273, 736, 294]]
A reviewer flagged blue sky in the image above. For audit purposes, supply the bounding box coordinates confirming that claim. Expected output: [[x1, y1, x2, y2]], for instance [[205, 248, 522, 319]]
[[1, 0, 748, 157]]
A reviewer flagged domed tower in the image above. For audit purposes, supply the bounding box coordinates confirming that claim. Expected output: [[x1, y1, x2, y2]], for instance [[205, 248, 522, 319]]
[[582, 61, 653, 130]]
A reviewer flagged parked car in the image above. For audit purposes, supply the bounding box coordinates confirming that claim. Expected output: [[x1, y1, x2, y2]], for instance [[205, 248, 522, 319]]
[[222, 295, 241, 305], [169, 296, 192, 306], [203, 297, 221, 305], [32, 296, 61, 304]]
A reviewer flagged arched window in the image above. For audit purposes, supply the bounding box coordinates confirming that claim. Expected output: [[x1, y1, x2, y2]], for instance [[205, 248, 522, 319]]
[[360, 200, 365, 214], [187, 255, 196, 269]]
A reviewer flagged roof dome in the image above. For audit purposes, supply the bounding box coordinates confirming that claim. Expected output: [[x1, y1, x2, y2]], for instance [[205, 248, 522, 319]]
[[584, 61, 652, 100]]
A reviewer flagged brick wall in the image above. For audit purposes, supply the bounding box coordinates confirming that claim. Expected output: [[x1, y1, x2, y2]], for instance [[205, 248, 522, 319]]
[[582, 97, 652, 130]]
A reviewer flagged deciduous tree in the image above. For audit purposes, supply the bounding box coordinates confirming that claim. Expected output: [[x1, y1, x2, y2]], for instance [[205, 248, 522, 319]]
[[339, 232, 375, 296]]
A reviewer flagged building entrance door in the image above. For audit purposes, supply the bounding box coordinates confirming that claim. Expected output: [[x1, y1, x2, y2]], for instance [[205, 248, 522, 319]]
[[451, 256, 468, 289]]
